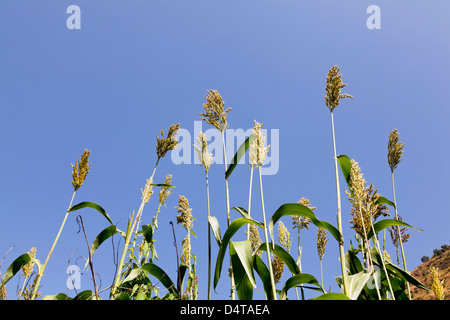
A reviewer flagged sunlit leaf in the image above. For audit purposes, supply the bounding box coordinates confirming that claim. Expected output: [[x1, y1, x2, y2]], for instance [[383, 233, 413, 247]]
[[0, 253, 31, 286], [225, 134, 254, 180], [69, 201, 113, 225]]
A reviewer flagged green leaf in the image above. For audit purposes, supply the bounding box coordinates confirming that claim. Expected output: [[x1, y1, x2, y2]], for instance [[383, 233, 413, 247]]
[[231, 241, 256, 288], [83, 225, 120, 270], [385, 263, 429, 292], [150, 183, 173, 188], [231, 207, 250, 219], [269, 203, 343, 247], [309, 293, 351, 300], [208, 216, 222, 247], [141, 224, 153, 244], [375, 196, 395, 208], [230, 241, 254, 300], [177, 264, 188, 295], [42, 293, 73, 300], [74, 290, 95, 300], [258, 243, 300, 275], [0, 253, 31, 286], [122, 263, 179, 297], [367, 219, 422, 239], [280, 274, 323, 300], [370, 247, 428, 292], [225, 134, 254, 180], [252, 255, 275, 300], [337, 154, 353, 193], [347, 271, 372, 300], [69, 201, 113, 225], [213, 218, 264, 289], [337, 155, 395, 208]]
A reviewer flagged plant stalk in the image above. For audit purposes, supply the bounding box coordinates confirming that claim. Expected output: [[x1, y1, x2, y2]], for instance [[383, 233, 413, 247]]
[[330, 111, 350, 298], [206, 171, 212, 300], [30, 191, 77, 300], [259, 167, 277, 300], [391, 171, 411, 299], [247, 167, 254, 240], [221, 131, 236, 300], [111, 158, 159, 296]]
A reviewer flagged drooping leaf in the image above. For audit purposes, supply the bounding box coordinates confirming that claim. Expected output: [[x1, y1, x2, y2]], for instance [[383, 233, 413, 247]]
[[258, 243, 300, 275], [83, 225, 121, 270], [69, 201, 113, 225], [225, 134, 254, 180], [367, 219, 422, 239], [269, 203, 343, 247], [280, 274, 323, 300], [252, 255, 275, 300], [346, 271, 372, 300], [375, 196, 395, 208], [213, 218, 264, 289], [0, 253, 31, 286], [370, 247, 428, 292], [208, 216, 222, 247], [122, 263, 179, 297], [231, 207, 250, 219], [231, 241, 256, 288], [230, 241, 254, 300]]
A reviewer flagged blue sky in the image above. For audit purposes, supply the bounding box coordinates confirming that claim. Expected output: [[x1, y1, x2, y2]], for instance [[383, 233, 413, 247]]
[[1, 1, 449, 300]]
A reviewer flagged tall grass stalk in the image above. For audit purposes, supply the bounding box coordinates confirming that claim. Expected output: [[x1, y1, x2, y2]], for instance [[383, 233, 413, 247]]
[[221, 131, 236, 300], [247, 167, 254, 240], [325, 66, 353, 297], [194, 131, 213, 300], [205, 171, 212, 299], [391, 172, 410, 298], [111, 159, 159, 296], [388, 128, 411, 299], [258, 166, 277, 300], [31, 149, 91, 300], [330, 110, 349, 297], [199, 89, 235, 299]]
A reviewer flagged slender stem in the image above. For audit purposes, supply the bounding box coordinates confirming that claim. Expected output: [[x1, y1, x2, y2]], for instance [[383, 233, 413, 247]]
[[112, 212, 134, 296], [391, 171, 411, 299], [320, 258, 324, 289], [221, 131, 236, 300], [30, 191, 77, 300], [295, 229, 305, 300], [367, 210, 395, 299], [111, 158, 160, 296], [330, 111, 349, 298], [357, 203, 382, 300], [259, 167, 277, 300], [206, 171, 212, 300], [247, 167, 254, 239], [77, 215, 99, 300], [170, 221, 182, 299]]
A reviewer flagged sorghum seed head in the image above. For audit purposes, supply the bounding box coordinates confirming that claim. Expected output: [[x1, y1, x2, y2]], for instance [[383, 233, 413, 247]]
[[325, 65, 353, 112], [199, 90, 231, 132], [71, 149, 91, 191]]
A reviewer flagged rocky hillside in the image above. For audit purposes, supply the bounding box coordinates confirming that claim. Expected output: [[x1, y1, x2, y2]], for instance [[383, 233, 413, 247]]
[[410, 244, 449, 300]]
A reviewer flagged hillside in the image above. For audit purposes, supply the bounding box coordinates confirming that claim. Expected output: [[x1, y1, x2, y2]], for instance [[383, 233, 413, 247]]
[[410, 245, 449, 300]]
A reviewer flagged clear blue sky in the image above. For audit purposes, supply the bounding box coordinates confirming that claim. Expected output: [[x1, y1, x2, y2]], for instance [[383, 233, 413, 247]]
[[1, 1, 449, 300]]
